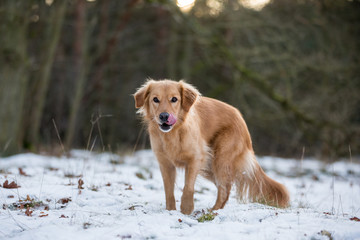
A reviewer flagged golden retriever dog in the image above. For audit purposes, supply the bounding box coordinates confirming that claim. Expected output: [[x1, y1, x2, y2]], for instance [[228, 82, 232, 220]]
[[134, 79, 289, 215]]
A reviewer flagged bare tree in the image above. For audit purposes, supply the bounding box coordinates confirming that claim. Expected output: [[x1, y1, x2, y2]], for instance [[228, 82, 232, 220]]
[[65, 0, 88, 150], [0, 1, 31, 155], [29, 1, 67, 148]]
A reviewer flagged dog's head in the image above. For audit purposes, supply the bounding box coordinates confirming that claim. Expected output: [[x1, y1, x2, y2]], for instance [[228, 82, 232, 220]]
[[134, 79, 200, 133]]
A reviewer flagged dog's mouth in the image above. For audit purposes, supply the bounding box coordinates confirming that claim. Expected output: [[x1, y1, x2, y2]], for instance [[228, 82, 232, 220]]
[[158, 113, 177, 133], [159, 122, 174, 132]]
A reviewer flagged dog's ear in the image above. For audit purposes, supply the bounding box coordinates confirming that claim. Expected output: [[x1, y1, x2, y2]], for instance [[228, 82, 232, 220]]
[[180, 80, 200, 112], [134, 80, 153, 108]]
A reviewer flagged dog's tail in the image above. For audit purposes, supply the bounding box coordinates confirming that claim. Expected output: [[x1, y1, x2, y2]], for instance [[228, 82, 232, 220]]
[[235, 151, 290, 208]]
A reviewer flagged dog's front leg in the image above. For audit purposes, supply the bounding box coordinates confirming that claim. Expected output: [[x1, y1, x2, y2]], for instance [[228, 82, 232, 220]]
[[159, 160, 176, 211], [181, 162, 200, 215]]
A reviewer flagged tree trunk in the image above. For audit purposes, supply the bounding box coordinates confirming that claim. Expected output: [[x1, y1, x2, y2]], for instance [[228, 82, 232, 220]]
[[167, 17, 178, 79], [65, 0, 88, 150], [88, 0, 139, 103], [29, 0, 67, 148], [0, 1, 30, 155], [181, 26, 192, 80]]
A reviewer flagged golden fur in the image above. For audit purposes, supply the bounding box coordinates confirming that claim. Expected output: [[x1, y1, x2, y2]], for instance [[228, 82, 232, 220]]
[[134, 79, 289, 214]]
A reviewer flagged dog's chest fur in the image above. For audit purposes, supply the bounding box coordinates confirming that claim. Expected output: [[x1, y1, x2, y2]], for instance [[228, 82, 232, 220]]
[[149, 124, 209, 168]]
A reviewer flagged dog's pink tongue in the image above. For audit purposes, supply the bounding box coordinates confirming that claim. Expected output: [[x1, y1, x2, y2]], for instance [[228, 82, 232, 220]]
[[166, 114, 177, 125]]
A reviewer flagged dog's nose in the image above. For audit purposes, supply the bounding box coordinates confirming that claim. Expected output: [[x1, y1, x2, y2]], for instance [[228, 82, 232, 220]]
[[159, 112, 169, 123]]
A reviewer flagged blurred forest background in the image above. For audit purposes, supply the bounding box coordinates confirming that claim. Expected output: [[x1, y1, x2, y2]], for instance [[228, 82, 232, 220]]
[[0, 0, 359, 159]]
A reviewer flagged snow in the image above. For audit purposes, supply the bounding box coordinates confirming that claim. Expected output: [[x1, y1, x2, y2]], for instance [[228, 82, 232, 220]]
[[0, 150, 359, 240]]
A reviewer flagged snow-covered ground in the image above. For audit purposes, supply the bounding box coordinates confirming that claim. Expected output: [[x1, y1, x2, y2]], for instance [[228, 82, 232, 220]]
[[0, 150, 359, 240]]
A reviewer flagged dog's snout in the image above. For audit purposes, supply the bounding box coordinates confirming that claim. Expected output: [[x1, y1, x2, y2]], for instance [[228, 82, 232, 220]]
[[159, 112, 169, 123]]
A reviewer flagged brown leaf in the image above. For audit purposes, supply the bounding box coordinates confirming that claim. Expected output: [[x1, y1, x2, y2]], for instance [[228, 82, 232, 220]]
[[59, 214, 69, 218], [57, 197, 72, 204], [311, 175, 319, 181], [78, 179, 84, 189], [125, 185, 133, 190], [83, 222, 91, 229], [25, 207, 33, 217], [135, 172, 146, 180], [105, 182, 111, 187], [25, 195, 32, 201], [39, 214, 48, 217], [18, 168, 29, 176], [7, 195, 14, 198], [178, 218, 183, 223], [350, 217, 360, 222], [2, 180, 20, 189]]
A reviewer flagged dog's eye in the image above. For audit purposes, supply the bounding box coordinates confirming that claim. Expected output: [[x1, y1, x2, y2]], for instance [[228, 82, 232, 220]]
[[171, 97, 178, 103], [153, 97, 160, 103]]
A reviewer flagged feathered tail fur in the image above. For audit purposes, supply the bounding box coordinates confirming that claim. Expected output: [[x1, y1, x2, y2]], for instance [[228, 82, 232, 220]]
[[235, 152, 290, 208]]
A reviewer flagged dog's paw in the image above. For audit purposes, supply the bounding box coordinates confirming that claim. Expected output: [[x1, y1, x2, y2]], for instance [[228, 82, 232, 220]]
[[180, 202, 194, 215], [181, 191, 194, 214], [166, 197, 176, 210], [166, 205, 176, 211]]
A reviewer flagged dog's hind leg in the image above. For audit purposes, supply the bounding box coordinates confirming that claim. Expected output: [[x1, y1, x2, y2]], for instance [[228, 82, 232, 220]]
[[200, 161, 232, 210], [209, 129, 243, 210], [211, 154, 236, 210], [212, 181, 232, 210]]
